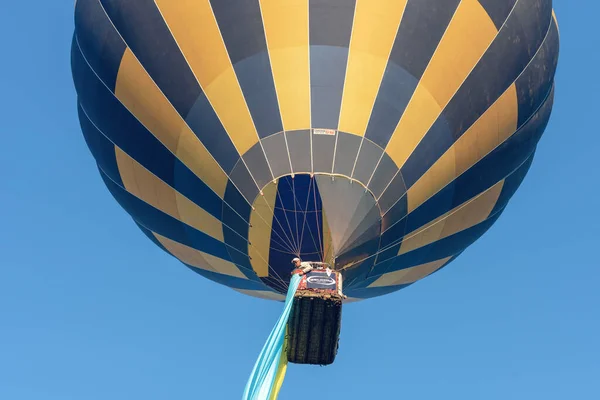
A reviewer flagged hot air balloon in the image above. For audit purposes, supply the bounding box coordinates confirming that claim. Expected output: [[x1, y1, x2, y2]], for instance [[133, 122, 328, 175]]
[[71, 0, 559, 367]]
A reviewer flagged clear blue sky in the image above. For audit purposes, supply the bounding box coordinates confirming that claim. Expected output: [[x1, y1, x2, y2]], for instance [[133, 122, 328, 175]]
[[1, 1, 598, 399]]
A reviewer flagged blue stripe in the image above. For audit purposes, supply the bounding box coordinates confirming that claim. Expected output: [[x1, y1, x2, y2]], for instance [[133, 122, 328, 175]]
[[401, 0, 555, 189], [136, 222, 170, 254], [310, 46, 349, 129], [399, 115, 453, 189], [99, 0, 241, 174], [388, 0, 461, 80], [378, 172, 407, 215], [392, 86, 554, 237], [351, 253, 462, 291], [367, 152, 398, 199], [364, 0, 460, 149], [185, 94, 240, 174], [100, 168, 261, 286], [186, 265, 271, 291], [516, 19, 559, 126], [99, 0, 197, 116], [72, 42, 226, 222], [137, 217, 262, 285], [337, 242, 379, 289], [345, 283, 412, 299], [74, 0, 125, 92], [210, 0, 283, 137], [371, 212, 503, 277], [233, 52, 283, 138], [478, 0, 518, 30], [229, 161, 260, 205], [365, 63, 419, 149], [77, 102, 123, 187], [99, 169, 233, 262], [490, 153, 534, 216], [371, 243, 401, 266], [341, 257, 377, 290]]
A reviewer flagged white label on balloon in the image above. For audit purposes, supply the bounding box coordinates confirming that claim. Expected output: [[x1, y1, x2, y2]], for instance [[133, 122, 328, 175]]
[[313, 129, 336, 136]]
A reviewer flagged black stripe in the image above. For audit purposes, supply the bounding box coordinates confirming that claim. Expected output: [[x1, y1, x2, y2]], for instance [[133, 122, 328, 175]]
[[74, 0, 125, 92]]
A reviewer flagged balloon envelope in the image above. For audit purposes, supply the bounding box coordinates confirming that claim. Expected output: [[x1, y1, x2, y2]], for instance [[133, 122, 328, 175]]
[[71, 0, 559, 301]]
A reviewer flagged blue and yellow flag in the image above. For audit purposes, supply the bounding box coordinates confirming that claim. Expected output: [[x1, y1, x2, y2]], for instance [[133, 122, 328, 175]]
[[243, 274, 301, 400]]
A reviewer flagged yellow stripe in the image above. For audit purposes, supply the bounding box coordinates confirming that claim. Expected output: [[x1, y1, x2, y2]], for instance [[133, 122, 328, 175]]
[[154, 233, 247, 279], [155, 0, 259, 155], [407, 84, 517, 212], [248, 181, 278, 277], [234, 289, 286, 302], [260, 0, 311, 131], [369, 257, 452, 288], [115, 147, 224, 242], [386, 0, 498, 167], [400, 180, 504, 255], [269, 327, 289, 400], [338, 0, 408, 136], [114, 49, 227, 197]]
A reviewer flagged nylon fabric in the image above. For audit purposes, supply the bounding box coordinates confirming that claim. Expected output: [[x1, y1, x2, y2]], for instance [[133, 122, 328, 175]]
[[243, 274, 301, 400]]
